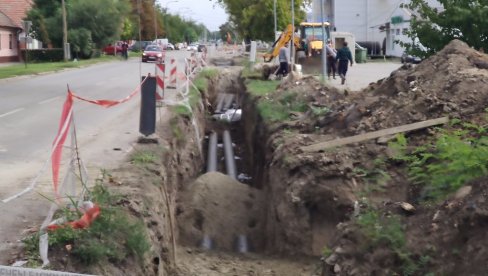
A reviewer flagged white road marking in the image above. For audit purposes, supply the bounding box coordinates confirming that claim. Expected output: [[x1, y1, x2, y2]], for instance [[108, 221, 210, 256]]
[[0, 108, 24, 119], [38, 96, 60, 105]]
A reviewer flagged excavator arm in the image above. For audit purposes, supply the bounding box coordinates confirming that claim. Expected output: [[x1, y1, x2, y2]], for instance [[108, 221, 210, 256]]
[[263, 24, 301, 62]]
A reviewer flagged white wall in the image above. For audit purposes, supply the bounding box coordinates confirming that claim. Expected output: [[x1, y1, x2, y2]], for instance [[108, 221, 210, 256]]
[[311, 0, 444, 57]]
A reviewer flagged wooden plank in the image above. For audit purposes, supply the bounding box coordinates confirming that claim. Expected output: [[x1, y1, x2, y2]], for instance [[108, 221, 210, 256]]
[[301, 117, 449, 152]]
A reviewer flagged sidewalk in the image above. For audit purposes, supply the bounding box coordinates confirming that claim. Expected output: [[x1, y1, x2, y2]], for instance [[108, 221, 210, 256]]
[[326, 61, 402, 91], [0, 62, 21, 67]]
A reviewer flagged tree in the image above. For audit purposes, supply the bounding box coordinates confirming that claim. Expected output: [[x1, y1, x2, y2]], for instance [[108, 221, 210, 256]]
[[400, 0, 488, 58], [214, 0, 306, 42], [28, 0, 131, 50], [68, 28, 93, 59], [68, 0, 130, 47]]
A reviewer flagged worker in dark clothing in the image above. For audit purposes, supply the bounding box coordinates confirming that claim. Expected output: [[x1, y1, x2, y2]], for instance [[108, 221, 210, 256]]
[[335, 42, 353, 85]]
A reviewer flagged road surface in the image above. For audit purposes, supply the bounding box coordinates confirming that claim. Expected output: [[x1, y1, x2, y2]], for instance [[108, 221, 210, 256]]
[[0, 50, 192, 264]]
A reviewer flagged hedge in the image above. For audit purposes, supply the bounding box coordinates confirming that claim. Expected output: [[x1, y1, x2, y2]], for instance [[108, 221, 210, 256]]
[[21, 48, 64, 62]]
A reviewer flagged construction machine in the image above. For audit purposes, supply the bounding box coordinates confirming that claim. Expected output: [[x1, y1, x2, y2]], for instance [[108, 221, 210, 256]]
[[299, 22, 331, 56], [263, 22, 331, 62], [263, 24, 301, 62]]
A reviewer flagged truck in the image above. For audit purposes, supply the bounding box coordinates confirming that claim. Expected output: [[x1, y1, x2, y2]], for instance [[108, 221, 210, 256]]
[[153, 38, 169, 49]]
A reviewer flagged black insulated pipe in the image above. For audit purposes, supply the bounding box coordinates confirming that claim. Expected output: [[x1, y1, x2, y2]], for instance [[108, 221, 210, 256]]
[[206, 132, 218, 172], [223, 94, 235, 111], [223, 130, 237, 179], [214, 94, 225, 114]]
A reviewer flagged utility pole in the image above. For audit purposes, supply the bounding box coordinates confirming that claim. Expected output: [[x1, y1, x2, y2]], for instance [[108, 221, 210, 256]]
[[320, 0, 327, 82], [62, 0, 69, 61], [154, 0, 158, 40], [290, 0, 295, 73], [273, 0, 277, 39]]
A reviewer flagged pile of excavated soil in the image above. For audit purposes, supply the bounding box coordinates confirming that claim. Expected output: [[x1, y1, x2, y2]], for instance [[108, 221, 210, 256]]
[[245, 40, 488, 274], [177, 172, 266, 252]]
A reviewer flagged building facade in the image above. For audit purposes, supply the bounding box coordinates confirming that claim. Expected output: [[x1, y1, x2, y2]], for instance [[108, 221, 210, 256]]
[[0, 0, 33, 63], [311, 0, 442, 57]]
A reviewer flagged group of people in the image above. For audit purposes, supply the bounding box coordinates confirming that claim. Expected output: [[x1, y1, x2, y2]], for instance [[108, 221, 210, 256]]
[[277, 39, 353, 85], [326, 39, 353, 84]]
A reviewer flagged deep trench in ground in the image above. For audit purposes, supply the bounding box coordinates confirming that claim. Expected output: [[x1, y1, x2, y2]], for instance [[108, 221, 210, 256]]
[[176, 67, 284, 256]]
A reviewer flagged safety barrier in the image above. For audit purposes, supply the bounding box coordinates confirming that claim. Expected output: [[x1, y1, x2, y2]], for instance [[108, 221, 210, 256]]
[[155, 62, 165, 100], [167, 58, 177, 89]]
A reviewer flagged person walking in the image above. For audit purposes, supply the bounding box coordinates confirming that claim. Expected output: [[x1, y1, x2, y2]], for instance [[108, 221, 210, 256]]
[[336, 42, 353, 84], [325, 39, 337, 79], [278, 43, 289, 78], [121, 41, 129, 60]]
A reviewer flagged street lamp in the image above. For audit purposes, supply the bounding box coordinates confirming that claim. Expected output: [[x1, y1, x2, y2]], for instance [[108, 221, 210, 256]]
[[163, 0, 179, 39]]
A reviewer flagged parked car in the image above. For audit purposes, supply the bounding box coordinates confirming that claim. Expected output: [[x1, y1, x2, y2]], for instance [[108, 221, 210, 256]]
[[401, 52, 422, 64], [142, 45, 164, 62], [187, 43, 198, 51], [129, 40, 152, 52], [102, 42, 123, 55], [165, 43, 175, 50], [197, 44, 207, 52], [175, 42, 184, 50]]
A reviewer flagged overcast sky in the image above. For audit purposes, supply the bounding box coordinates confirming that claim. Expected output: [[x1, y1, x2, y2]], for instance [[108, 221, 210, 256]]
[[157, 0, 228, 31]]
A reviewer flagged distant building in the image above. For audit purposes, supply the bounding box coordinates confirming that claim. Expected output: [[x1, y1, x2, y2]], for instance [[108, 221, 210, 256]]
[[0, 0, 33, 62], [310, 0, 442, 57]]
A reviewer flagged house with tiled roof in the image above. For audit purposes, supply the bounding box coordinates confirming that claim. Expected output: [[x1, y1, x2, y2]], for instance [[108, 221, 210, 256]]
[[0, 0, 33, 62]]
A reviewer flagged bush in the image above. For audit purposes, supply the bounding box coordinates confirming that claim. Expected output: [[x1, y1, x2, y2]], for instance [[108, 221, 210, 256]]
[[21, 48, 64, 62]]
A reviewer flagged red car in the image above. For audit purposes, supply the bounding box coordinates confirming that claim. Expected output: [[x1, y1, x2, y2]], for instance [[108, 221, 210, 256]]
[[102, 42, 123, 55], [142, 45, 164, 62]]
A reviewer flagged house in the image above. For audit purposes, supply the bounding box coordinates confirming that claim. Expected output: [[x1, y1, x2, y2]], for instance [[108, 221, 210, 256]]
[[310, 0, 442, 57], [0, 0, 33, 62]]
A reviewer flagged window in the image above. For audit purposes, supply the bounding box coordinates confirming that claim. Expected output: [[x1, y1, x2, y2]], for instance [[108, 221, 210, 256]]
[[9, 34, 13, 49], [402, 28, 408, 35], [391, 29, 395, 35], [396, 29, 400, 35]]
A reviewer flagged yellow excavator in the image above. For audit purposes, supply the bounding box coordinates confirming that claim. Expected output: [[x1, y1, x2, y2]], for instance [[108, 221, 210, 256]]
[[263, 22, 331, 62], [263, 24, 301, 62]]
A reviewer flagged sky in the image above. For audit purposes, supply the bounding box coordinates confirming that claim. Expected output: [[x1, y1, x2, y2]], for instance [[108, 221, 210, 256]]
[[158, 0, 228, 32]]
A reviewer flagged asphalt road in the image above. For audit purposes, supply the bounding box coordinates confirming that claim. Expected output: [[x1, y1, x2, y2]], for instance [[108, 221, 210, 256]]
[[0, 50, 192, 263]]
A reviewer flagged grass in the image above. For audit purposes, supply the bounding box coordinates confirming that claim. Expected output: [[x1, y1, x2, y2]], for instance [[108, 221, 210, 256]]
[[171, 104, 192, 118], [246, 79, 280, 96], [23, 179, 150, 267], [130, 150, 157, 165], [256, 90, 308, 123], [356, 206, 431, 275], [0, 54, 138, 79], [388, 121, 488, 202]]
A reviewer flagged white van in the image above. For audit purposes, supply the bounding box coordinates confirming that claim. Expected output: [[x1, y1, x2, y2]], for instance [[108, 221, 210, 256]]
[[153, 38, 169, 49]]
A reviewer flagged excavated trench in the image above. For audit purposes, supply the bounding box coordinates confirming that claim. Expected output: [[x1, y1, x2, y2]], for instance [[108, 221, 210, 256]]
[[176, 65, 334, 260]]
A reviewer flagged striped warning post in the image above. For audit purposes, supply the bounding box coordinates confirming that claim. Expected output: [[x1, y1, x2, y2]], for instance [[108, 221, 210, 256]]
[[166, 58, 177, 89], [155, 61, 165, 100]]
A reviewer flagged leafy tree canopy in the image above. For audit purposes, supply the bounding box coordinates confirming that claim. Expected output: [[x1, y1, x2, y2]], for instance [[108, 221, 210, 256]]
[[400, 0, 488, 58], [214, 0, 307, 41]]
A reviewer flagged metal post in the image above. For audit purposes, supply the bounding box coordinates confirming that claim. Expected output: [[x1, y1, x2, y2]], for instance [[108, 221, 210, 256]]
[[290, 0, 295, 72], [62, 0, 68, 61], [273, 0, 277, 38], [320, 0, 327, 82], [154, 0, 158, 40]]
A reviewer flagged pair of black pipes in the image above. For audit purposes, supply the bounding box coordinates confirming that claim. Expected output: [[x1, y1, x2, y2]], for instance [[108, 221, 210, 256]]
[[206, 130, 237, 179]]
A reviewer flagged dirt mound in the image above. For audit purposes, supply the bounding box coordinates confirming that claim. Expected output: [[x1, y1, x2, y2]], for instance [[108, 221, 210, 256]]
[[245, 39, 488, 274], [177, 172, 266, 252], [274, 40, 488, 138]]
